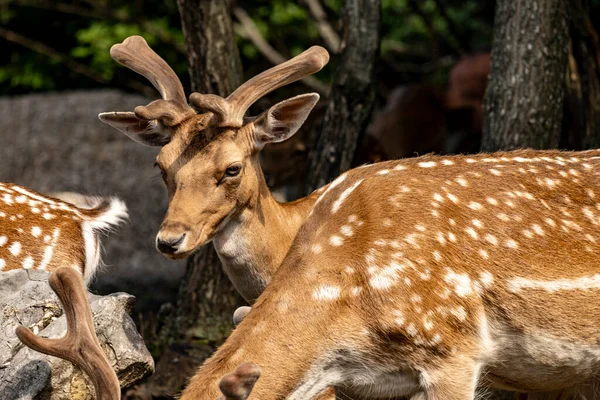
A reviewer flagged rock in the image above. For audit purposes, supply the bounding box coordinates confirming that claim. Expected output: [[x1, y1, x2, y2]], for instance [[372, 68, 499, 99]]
[[0, 270, 154, 399], [0, 90, 186, 314]]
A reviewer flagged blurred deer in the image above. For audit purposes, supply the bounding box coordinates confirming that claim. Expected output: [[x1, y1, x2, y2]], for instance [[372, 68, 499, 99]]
[[0, 183, 127, 283]]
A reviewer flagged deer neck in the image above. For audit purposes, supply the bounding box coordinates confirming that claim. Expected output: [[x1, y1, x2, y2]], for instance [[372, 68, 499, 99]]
[[212, 174, 321, 303]]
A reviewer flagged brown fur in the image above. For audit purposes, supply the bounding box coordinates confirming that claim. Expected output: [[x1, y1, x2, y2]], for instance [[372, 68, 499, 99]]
[[0, 183, 127, 282], [181, 150, 600, 399]]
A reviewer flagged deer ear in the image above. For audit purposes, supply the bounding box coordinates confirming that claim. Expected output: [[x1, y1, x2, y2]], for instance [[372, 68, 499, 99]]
[[253, 93, 319, 147], [98, 112, 172, 147]]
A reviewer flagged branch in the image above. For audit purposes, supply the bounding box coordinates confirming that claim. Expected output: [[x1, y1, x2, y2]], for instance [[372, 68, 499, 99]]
[[233, 7, 329, 96], [0, 27, 154, 97], [302, 0, 341, 53], [8, 0, 186, 53]]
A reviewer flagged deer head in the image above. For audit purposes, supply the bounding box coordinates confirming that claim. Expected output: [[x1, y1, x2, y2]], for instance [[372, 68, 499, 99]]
[[99, 36, 329, 259]]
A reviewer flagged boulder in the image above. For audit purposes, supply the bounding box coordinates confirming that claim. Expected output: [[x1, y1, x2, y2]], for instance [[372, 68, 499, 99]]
[[0, 269, 154, 399]]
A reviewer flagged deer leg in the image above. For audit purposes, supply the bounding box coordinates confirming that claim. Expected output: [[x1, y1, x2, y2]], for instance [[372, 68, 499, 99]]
[[422, 359, 482, 400]]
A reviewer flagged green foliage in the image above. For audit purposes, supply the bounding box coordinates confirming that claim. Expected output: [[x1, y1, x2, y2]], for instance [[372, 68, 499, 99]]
[[0, 0, 500, 96]]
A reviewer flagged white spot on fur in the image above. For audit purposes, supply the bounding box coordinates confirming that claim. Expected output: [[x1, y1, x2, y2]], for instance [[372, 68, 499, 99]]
[[472, 219, 483, 228], [0, 236, 6, 247], [442, 160, 454, 166], [451, 306, 468, 321], [331, 179, 364, 214], [447, 193, 459, 203], [433, 251, 442, 261], [478, 249, 489, 259], [505, 239, 518, 249], [43, 213, 55, 220], [313, 285, 341, 301], [340, 225, 353, 237], [350, 286, 363, 296], [9, 242, 21, 256], [468, 201, 483, 211], [419, 161, 436, 168], [311, 244, 323, 254], [406, 323, 418, 336], [465, 227, 478, 239], [486, 197, 498, 206], [330, 235, 343, 246], [479, 271, 494, 288], [22, 257, 34, 269], [377, 169, 390, 175], [445, 270, 473, 297], [508, 274, 600, 293], [485, 234, 498, 246], [31, 226, 42, 238], [456, 177, 469, 187]]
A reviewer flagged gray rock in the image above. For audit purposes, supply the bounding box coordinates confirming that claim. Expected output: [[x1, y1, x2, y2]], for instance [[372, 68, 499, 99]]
[[0, 269, 154, 399], [0, 90, 186, 313]]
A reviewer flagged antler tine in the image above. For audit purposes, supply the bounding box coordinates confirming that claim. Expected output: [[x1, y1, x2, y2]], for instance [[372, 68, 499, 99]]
[[16, 267, 120, 400], [218, 362, 261, 400], [190, 46, 330, 128], [110, 35, 194, 126]]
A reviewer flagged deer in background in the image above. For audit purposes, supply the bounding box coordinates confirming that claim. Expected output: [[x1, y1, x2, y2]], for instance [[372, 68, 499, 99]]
[[18, 150, 600, 398], [0, 182, 128, 283]]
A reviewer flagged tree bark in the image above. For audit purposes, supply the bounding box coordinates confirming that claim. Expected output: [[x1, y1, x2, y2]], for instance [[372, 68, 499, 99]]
[[304, 0, 381, 193], [481, 0, 569, 151], [167, 0, 245, 345], [177, 0, 243, 95], [561, 0, 600, 150]]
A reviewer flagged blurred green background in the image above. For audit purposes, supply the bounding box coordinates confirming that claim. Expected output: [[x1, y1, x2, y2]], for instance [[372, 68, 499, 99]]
[[0, 0, 501, 96]]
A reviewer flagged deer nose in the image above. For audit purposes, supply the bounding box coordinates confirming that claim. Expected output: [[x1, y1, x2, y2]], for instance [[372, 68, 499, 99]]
[[156, 234, 186, 254]]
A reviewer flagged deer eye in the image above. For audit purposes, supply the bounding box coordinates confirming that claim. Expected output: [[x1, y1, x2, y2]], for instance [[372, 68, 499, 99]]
[[224, 165, 242, 177]]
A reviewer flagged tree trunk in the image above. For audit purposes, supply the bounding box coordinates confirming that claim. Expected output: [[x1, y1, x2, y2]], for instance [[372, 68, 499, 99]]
[[561, 0, 600, 150], [304, 0, 381, 193], [127, 3, 244, 397], [177, 0, 243, 95], [481, 0, 568, 151]]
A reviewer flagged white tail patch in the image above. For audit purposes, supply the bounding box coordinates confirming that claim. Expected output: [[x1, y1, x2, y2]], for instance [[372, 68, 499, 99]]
[[508, 274, 600, 293], [80, 196, 129, 283]]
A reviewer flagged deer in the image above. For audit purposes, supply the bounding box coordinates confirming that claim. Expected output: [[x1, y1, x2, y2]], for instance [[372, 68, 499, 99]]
[[96, 36, 600, 399], [17, 149, 600, 399], [0, 182, 128, 283], [98, 35, 330, 304], [15, 266, 260, 400]]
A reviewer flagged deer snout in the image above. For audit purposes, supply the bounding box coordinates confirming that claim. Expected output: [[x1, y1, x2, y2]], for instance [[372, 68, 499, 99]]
[[156, 223, 189, 255], [156, 234, 186, 254]]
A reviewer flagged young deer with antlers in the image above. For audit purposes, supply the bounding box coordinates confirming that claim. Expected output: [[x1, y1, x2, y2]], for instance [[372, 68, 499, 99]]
[[98, 35, 329, 303], [0, 183, 127, 283], [97, 37, 599, 399], [19, 150, 600, 399]]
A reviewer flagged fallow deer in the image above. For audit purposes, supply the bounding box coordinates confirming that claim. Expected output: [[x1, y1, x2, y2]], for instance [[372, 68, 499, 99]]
[[0, 182, 128, 283], [18, 149, 600, 399], [98, 37, 599, 399], [98, 35, 329, 303]]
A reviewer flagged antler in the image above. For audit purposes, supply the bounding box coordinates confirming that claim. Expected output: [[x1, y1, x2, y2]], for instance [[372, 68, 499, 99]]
[[110, 35, 194, 126], [218, 362, 261, 400], [190, 46, 330, 128], [15, 267, 121, 400]]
